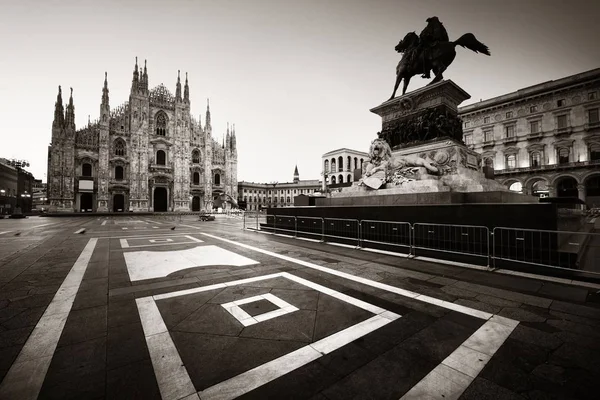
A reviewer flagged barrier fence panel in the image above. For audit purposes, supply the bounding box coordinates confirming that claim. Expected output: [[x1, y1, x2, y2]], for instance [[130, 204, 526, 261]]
[[243, 211, 264, 231], [272, 215, 297, 236], [413, 223, 490, 265], [296, 216, 325, 241], [492, 227, 600, 277], [360, 220, 411, 254], [323, 218, 360, 246]]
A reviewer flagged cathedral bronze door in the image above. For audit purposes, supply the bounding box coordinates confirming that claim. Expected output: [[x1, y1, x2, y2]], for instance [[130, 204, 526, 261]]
[[192, 196, 200, 211], [113, 194, 125, 212], [153, 187, 168, 212], [81, 193, 93, 212]]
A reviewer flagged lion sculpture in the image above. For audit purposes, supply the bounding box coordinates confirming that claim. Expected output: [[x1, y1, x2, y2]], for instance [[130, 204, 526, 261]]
[[360, 138, 438, 189]]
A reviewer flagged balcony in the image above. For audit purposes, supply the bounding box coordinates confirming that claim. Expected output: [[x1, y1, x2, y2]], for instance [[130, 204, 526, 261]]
[[585, 121, 600, 131], [149, 164, 172, 174], [503, 136, 518, 145], [526, 131, 544, 140], [482, 140, 495, 148], [109, 179, 129, 187], [494, 159, 600, 175], [554, 127, 573, 136]]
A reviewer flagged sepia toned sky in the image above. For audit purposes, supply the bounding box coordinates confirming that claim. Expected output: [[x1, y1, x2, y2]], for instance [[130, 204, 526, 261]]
[[1, 0, 599, 183]]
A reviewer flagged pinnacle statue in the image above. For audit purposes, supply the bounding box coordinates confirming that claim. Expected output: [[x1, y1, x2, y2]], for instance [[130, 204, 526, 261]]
[[389, 16, 490, 100]]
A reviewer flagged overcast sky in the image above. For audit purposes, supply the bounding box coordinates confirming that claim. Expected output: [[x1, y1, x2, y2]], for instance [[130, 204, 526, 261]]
[[1, 0, 599, 183]]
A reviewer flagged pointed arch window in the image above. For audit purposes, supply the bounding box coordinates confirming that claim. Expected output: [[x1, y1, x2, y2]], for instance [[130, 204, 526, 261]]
[[338, 156, 343, 172], [192, 150, 200, 164], [214, 173, 221, 185], [193, 172, 200, 185], [156, 112, 167, 136], [331, 159, 336, 173], [324, 160, 329, 173], [115, 139, 125, 156]]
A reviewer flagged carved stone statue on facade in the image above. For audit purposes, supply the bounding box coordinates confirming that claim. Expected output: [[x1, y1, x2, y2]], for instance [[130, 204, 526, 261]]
[[360, 139, 438, 189], [389, 16, 491, 99]]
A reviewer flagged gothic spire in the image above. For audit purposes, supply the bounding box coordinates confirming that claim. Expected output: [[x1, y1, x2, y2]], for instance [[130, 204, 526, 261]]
[[102, 72, 109, 106], [175, 70, 182, 101], [184, 72, 189, 103], [53, 85, 65, 128], [226, 122, 231, 149], [205, 99, 211, 131], [65, 87, 75, 130], [131, 57, 139, 93], [231, 123, 237, 150], [294, 164, 299, 183], [198, 113, 202, 131]]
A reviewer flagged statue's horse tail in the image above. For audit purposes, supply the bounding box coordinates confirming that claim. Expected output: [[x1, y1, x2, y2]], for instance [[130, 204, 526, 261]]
[[452, 33, 491, 56]]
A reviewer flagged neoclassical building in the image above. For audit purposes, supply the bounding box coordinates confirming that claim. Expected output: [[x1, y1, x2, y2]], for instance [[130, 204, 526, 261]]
[[322, 148, 368, 186], [238, 166, 321, 210], [459, 68, 600, 207], [47, 59, 238, 213]]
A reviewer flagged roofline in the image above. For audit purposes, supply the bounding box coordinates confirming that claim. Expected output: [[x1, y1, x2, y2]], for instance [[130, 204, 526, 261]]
[[322, 148, 369, 157], [459, 68, 600, 115]]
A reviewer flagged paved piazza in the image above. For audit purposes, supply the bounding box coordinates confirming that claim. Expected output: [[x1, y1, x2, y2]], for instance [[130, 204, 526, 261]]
[[0, 215, 600, 399]]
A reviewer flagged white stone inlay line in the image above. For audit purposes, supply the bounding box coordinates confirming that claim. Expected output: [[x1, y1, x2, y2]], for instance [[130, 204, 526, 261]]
[[0, 238, 98, 400], [118, 235, 204, 249], [101, 220, 107, 226], [221, 293, 298, 327], [0, 231, 11, 236], [401, 318, 518, 400], [124, 245, 259, 281], [136, 298, 197, 400], [149, 238, 174, 243], [74, 228, 86, 234], [139, 272, 401, 400]]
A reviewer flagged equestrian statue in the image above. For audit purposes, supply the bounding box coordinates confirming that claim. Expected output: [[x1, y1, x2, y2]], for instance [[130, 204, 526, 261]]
[[389, 17, 491, 100]]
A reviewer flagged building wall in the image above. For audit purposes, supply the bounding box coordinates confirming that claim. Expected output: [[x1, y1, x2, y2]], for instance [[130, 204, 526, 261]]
[[0, 161, 17, 215], [459, 68, 600, 206], [47, 61, 238, 213]]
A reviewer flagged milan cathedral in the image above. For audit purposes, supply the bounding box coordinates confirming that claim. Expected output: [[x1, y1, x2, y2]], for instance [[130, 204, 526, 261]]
[[47, 58, 238, 213]]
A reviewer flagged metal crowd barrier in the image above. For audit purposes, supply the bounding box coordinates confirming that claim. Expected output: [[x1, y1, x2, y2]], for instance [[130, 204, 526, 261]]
[[244, 213, 600, 279], [360, 220, 411, 254], [413, 223, 490, 265]]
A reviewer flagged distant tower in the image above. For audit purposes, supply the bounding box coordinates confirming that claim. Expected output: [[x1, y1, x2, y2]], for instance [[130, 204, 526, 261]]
[[293, 165, 299, 183]]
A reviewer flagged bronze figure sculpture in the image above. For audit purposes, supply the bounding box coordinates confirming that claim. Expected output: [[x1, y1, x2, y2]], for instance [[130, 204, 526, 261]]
[[389, 17, 491, 100]]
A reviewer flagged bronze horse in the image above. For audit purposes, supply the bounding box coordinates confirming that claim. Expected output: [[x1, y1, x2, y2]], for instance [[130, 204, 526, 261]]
[[389, 32, 490, 100]]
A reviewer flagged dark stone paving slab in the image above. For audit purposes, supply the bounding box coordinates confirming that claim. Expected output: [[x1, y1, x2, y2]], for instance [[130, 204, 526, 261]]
[[105, 359, 161, 400], [106, 321, 149, 370], [57, 305, 107, 347], [459, 377, 525, 399]]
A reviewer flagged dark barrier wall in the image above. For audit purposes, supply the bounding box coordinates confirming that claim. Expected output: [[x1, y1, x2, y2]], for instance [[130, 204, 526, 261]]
[[266, 203, 558, 231]]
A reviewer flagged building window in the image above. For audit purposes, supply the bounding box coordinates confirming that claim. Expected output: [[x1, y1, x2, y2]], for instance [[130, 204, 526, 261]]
[[348, 174, 352, 183], [156, 150, 166, 165], [530, 152, 541, 168], [505, 125, 515, 138], [484, 130, 493, 142], [115, 166, 124, 180], [331, 160, 336, 173], [354, 157, 358, 170], [589, 108, 599, 124], [155, 112, 167, 136], [82, 163, 92, 177], [506, 154, 516, 170], [484, 157, 494, 169], [506, 111, 513, 119], [483, 116, 490, 124], [324, 160, 329, 172], [558, 148, 569, 164], [214, 173, 221, 185], [557, 99, 565, 107], [193, 172, 200, 185], [338, 156, 343, 172], [589, 92, 597, 101], [338, 175, 343, 183], [557, 115, 568, 129], [530, 120, 540, 134], [115, 140, 125, 156], [192, 150, 200, 164], [331, 176, 336, 184], [530, 105, 538, 113], [590, 144, 600, 161], [347, 156, 351, 170], [464, 134, 473, 145]]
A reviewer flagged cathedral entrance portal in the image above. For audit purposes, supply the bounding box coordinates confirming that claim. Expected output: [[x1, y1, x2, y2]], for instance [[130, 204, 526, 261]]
[[113, 194, 125, 212], [80, 193, 93, 212], [153, 187, 168, 212], [192, 196, 200, 211]]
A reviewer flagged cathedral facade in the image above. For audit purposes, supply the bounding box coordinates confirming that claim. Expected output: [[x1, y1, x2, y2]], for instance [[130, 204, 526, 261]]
[[47, 59, 238, 213]]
